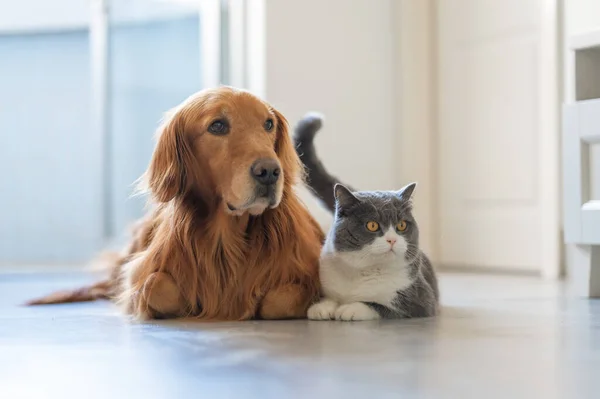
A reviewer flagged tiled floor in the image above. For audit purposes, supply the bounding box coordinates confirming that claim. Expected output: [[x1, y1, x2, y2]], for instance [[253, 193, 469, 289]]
[[1, 271, 599, 399]]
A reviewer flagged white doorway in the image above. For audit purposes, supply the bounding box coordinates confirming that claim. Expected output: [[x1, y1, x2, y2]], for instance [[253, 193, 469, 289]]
[[436, 0, 560, 276]]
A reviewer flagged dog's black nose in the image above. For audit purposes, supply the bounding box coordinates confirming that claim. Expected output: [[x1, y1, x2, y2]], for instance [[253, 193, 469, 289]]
[[250, 158, 281, 185]]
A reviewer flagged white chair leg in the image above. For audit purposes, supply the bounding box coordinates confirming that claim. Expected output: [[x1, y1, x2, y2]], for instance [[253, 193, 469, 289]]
[[567, 244, 600, 298]]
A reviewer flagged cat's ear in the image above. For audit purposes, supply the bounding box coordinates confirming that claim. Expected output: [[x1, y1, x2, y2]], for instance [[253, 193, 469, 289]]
[[334, 184, 360, 212], [396, 182, 417, 201]]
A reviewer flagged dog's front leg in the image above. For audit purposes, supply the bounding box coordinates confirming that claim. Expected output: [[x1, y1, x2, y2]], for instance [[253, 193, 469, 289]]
[[121, 257, 187, 320], [139, 271, 187, 319]]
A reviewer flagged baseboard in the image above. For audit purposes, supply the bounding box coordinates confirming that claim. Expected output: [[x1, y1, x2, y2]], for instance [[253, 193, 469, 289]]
[[439, 264, 542, 277]]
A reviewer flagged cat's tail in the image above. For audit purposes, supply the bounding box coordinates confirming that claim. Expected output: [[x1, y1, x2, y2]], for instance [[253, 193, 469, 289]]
[[294, 112, 355, 213]]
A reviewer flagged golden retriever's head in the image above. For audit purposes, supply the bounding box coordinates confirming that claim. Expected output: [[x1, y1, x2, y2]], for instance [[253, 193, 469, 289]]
[[145, 87, 301, 215]]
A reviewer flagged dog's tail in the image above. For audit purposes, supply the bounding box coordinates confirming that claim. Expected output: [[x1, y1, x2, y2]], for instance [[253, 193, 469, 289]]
[[25, 252, 122, 306], [25, 279, 112, 305], [294, 113, 355, 213]]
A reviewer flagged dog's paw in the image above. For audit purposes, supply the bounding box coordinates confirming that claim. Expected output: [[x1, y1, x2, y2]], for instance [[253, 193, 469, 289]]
[[131, 272, 186, 320], [145, 272, 185, 314], [307, 299, 338, 320], [334, 302, 380, 321], [259, 284, 310, 320]]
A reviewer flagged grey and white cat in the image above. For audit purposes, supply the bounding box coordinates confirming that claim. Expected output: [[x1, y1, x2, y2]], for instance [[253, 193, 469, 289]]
[[307, 183, 439, 321], [293, 114, 439, 321]]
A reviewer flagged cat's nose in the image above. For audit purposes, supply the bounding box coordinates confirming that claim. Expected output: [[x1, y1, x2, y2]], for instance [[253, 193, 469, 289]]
[[386, 237, 397, 246]]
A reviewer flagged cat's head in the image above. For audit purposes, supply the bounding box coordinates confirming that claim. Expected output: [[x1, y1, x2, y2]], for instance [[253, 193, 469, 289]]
[[327, 183, 419, 268]]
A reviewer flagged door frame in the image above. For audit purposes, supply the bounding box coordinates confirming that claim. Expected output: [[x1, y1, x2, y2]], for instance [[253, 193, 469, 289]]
[[538, 0, 562, 279]]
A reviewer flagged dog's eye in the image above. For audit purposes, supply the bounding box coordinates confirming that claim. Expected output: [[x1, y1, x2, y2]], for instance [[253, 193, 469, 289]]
[[264, 119, 274, 132], [208, 120, 229, 135]]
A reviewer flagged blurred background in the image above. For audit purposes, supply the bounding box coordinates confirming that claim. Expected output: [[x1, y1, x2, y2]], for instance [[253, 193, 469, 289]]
[[1, 0, 599, 287]]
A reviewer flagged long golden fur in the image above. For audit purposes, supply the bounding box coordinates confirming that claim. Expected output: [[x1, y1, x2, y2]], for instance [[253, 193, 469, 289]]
[[28, 87, 324, 320]]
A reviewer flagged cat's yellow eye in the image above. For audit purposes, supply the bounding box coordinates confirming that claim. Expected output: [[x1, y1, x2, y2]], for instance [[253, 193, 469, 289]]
[[397, 221, 408, 232], [366, 221, 380, 232]]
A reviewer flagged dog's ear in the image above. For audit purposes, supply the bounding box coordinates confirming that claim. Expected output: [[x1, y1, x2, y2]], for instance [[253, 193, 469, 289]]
[[145, 112, 192, 202], [273, 108, 302, 186]]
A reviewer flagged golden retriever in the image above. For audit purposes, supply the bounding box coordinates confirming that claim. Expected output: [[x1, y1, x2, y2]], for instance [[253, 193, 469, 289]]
[[28, 87, 324, 320]]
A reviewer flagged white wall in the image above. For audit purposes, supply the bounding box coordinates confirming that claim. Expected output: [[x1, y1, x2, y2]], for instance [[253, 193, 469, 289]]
[[564, 0, 600, 36], [259, 0, 397, 229]]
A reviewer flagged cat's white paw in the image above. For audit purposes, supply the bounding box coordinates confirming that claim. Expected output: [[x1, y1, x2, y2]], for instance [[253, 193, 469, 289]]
[[307, 299, 338, 320], [334, 302, 381, 321]]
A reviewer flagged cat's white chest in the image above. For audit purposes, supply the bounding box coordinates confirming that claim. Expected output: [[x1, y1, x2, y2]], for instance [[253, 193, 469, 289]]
[[320, 256, 412, 307]]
